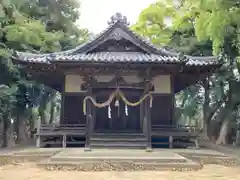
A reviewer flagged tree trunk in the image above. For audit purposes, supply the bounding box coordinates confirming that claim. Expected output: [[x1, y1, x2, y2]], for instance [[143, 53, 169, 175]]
[[16, 115, 28, 146], [7, 123, 15, 148], [2, 114, 10, 148], [215, 78, 235, 144], [49, 101, 55, 124], [214, 97, 235, 145], [203, 78, 210, 139], [0, 121, 3, 147], [216, 119, 230, 145], [39, 100, 49, 124]]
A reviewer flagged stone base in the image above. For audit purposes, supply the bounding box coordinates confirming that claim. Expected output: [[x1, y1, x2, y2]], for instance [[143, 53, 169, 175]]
[[0, 148, 59, 165], [37, 160, 202, 172], [37, 149, 201, 171], [180, 152, 237, 166], [145, 147, 152, 152], [84, 147, 92, 152]]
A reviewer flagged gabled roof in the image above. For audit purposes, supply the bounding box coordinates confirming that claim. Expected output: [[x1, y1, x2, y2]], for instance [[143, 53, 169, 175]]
[[13, 12, 219, 67]]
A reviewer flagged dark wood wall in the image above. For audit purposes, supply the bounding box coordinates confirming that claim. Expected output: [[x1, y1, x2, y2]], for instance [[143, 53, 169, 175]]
[[60, 93, 174, 127], [151, 94, 173, 125], [61, 94, 86, 124], [94, 88, 141, 132]]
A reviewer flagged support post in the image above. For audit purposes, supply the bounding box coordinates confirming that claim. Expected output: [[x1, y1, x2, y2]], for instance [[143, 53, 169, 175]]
[[36, 117, 41, 148], [92, 95, 96, 132], [169, 136, 173, 148], [85, 86, 92, 152], [145, 96, 152, 152], [60, 93, 65, 124], [140, 97, 144, 132], [62, 134, 67, 148], [194, 138, 199, 149], [143, 70, 152, 152]]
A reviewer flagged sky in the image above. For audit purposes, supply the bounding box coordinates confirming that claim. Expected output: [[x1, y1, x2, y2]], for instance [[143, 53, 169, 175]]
[[78, 0, 157, 33]]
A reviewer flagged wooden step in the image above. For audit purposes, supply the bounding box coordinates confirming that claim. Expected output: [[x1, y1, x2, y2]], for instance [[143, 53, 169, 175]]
[[91, 137, 145, 142], [90, 133, 147, 149], [90, 142, 146, 149], [91, 133, 145, 138]]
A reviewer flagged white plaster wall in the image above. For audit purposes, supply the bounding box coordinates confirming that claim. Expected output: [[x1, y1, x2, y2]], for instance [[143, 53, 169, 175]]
[[152, 75, 171, 94], [65, 75, 85, 92]]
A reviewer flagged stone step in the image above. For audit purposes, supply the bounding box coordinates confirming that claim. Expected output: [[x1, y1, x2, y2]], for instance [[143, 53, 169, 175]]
[[49, 156, 187, 163], [37, 159, 201, 171], [180, 152, 235, 159], [179, 152, 237, 165], [13, 152, 57, 157]]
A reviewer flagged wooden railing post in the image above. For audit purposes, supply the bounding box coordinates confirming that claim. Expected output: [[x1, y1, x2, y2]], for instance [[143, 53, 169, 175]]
[[62, 134, 67, 148], [36, 116, 41, 148]]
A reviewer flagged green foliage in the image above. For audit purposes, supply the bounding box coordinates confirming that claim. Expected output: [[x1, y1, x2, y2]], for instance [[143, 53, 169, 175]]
[[0, 0, 89, 133], [134, 0, 240, 130], [132, 1, 176, 45], [180, 0, 240, 55], [4, 20, 63, 52]]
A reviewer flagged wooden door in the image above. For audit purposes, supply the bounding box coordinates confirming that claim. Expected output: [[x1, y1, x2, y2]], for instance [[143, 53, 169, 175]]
[[94, 88, 142, 133]]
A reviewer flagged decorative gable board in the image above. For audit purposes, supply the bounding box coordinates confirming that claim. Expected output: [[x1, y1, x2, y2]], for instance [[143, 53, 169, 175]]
[[82, 26, 154, 54]]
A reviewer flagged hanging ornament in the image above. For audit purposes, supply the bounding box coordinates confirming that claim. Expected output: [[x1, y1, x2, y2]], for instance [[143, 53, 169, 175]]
[[114, 97, 120, 117], [108, 105, 111, 119], [125, 104, 128, 116], [150, 98, 153, 108], [115, 99, 119, 107]]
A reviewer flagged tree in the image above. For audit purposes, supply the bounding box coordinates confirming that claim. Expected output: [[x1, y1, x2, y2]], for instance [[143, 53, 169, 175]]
[[134, 0, 240, 144], [0, 0, 90, 147], [178, 0, 240, 144]]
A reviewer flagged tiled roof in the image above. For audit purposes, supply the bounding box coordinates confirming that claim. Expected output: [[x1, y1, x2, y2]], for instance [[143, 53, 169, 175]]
[[186, 56, 219, 66], [15, 51, 219, 67], [50, 52, 181, 63], [13, 13, 220, 67]]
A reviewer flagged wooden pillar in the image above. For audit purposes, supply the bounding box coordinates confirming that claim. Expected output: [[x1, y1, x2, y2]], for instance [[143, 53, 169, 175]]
[[140, 96, 145, 133], [145, 96, 152, 151], [144, 75, 152, 151], [62, 134, 67, 148], [170, 75, 175, 125], [169, 136, 173, 148], [36, 117, 41, 148], [92, 95, 96, 133], [60, 94, 65, 124], [85, 86, 92, 151], [194, 138, 200, 149], [60, 78, 66, 124]]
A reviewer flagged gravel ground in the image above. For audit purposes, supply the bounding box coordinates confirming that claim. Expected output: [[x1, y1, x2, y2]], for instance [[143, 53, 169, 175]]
[[0, 163, 239, 180]]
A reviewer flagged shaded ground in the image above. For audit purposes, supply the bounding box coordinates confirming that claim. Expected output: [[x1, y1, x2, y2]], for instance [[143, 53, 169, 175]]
[[0, 147, 239, 179], [0, 163, 240, 180]]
